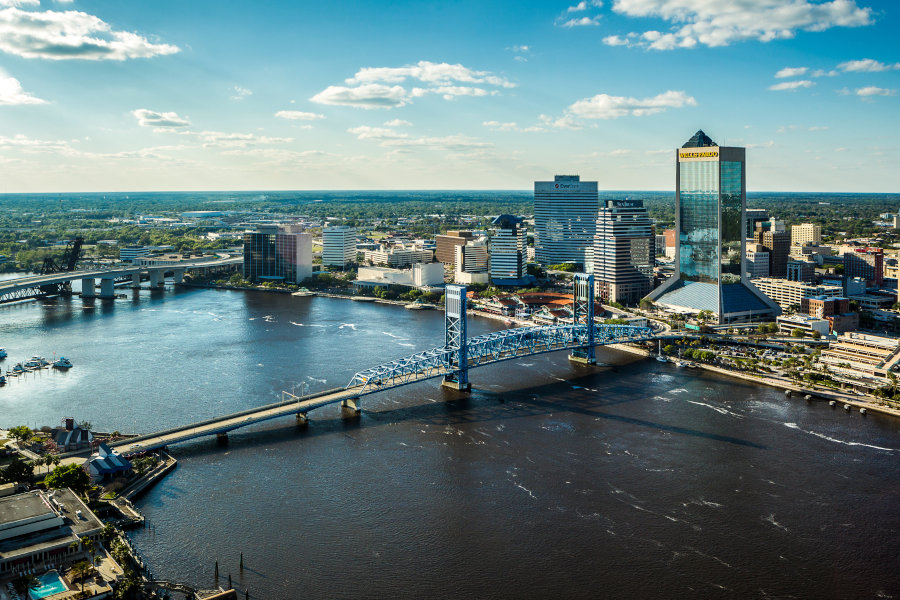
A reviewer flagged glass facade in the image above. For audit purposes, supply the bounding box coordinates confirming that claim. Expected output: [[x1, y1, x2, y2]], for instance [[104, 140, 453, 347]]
[[720, 161, 743, 284], [678, 160, 718, 284]]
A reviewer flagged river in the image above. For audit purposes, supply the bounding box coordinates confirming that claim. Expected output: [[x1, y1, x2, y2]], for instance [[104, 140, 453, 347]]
[[1, 286, 897, 599]]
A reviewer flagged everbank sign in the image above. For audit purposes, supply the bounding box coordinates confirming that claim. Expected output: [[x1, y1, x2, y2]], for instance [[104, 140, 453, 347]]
[[554, 183, 584, 189]]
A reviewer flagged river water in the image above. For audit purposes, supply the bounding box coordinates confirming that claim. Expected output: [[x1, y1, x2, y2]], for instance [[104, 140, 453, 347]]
[[1, 286, 897, 599]]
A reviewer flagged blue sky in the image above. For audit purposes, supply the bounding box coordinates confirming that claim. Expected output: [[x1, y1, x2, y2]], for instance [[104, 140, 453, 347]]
[[0, 0, 897, 192]]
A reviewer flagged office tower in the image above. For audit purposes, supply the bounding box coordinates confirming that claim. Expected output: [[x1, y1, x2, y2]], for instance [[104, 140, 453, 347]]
[[787, 258, 816, 283], [243, 225, 312, 284], [791, 223, 822, 246], [755, 227, 790, 278], [435, 231, 474, 265], [745, 207, 769, 239], [648, 130, 779, 323], [322, 226, 356, 267], [489, 214, 528, 286], [533, 175, 598, 267], [745, 243, 770, 279], [591, 199, 655, 305], [454, 238, 489, 285], [844, 247, 884, 287]]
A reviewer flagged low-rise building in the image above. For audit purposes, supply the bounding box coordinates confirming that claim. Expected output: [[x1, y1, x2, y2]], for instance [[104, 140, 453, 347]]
[[802, 295, 858, 333], [354, 263, 444, 291], [0, 489, 104, 576], [454, 239, 489, 285], [119, 245, 150, 263], [819, 332, 900, 391], [86, 443, 132, 483], [751, 277, 843, 310], [363, 244, 433, 268], [775, 314, 830, 337]]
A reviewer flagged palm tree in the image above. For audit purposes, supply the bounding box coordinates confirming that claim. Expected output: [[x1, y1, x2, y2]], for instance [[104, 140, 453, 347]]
[[887, 371, 898, 397], [69, 560, 94, 594]]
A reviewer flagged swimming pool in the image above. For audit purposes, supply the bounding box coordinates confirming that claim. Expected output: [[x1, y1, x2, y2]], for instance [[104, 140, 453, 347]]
[[27, 571, 68, 600]]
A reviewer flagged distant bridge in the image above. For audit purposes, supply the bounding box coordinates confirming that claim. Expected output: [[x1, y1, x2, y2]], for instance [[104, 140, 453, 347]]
[[0, 256, 241, 303], [110, 274, 657, 455]]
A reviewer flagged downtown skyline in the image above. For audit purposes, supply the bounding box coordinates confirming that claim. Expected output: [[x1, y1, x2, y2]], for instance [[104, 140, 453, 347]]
[[0, 0, 898, 193]]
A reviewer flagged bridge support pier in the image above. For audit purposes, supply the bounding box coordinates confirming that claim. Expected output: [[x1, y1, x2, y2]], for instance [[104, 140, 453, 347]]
[[442, 285, 470, 392], [81, 278, 96, 298], [173, 269, 185, 284], [98, 278, 116, 298], [295, 412, 308, 427], [131, 273, 141, 288], [341, 397, 361, 416], [149, 270, 164, 289], [569, 273, 596, 365]]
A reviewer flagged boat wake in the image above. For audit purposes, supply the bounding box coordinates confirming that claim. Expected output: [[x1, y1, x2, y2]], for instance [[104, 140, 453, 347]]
[[784, 423, 895, 452], [687, 400, 744, 419]]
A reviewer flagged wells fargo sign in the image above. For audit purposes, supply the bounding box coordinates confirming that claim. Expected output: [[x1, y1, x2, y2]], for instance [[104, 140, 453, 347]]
[[678, 149, 719, 159]]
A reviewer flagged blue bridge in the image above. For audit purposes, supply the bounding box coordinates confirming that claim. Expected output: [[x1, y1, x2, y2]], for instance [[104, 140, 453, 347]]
[[111, 275, 657, 455]]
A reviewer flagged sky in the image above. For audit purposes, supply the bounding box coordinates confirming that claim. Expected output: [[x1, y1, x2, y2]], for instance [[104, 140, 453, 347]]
[[0, 0, 898, 193]]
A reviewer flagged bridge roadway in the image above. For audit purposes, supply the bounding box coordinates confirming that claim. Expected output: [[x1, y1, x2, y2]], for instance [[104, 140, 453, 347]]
[[0, 256, 241, 301], [109, 322, 657, 456]]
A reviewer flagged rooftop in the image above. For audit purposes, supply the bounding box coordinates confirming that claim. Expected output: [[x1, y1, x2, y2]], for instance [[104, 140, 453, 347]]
[[682, 130, 717, 148]]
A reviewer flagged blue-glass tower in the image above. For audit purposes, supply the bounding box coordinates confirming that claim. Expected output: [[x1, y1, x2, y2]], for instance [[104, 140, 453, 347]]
[[649, 130, 779, 323]]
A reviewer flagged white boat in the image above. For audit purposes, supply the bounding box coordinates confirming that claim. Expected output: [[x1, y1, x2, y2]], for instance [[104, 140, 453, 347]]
[[52, 357, 73, 369], [0, 347, 7, 359], [25, 356, 49, 368], [676, 361, 687, 368], [655, 355, 668, 363]]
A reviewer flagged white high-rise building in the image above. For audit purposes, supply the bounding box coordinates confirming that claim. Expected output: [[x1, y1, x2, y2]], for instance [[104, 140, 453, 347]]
[[533, 175, 598, 267], [454, 238, 489, 285], [590, 199, 655, 305], [489, 214, 527, 285], [745, 243, 770, 279], [322, 226, 356, 267]]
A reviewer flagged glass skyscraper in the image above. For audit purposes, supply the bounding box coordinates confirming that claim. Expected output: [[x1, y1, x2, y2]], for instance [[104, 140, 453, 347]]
[[649, 131, 778, 323], [589, 199, 655, 305], [533, 175, 598, 267]]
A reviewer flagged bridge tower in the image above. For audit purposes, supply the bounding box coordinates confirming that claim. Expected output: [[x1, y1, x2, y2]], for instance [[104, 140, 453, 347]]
[[442, 285, 470, 391], [569, 273, 596, 365]]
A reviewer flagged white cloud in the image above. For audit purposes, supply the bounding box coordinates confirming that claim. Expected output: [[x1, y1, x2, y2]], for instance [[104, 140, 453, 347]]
[[811, 68, 839, 77], [231, 86, 252, 100], [768, 80, 815, 91], [775, 66, 808, 78], [0, 6, 179, 60], [132, 109, 190, 128], [483, 120, 518, 131], [856, 86, 895, 97], [538, 114, 584, 130], [604, 0, 873, 50], [347, 126, 408, 141], [603, 34, 632, 46], [192, 131, 292, 148], [808, 126, 829, 131], [0, 74, 45, 104], [312, 61, 513, 109], [560, 16, 602, 27], [275, 110, 325, 120], [310, 84, 409, 109], [0, 133, 68, 152], [837, 58, 900, 72], [384, 119, 412, 127], [510, 45, 529, 52], [567, 1, 603, 12], [567, 90, 697, 119]]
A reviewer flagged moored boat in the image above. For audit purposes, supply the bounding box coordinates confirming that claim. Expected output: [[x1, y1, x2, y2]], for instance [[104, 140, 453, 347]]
[[0, 347, 7, 359], [52, 357, 73, 369]]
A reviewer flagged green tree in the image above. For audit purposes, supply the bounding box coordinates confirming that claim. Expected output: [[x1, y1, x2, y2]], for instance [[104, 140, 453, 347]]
[[639, 298, 654, 310], [0, 458, 34, 484], [78, 421, 92, 431], [8, 425, 32, 444], [45, 463, 91, 496], [812, 330, 822, 340], [662, 345, 676, 355], [791, 328, 805, 338], [69, 560, 95, 595]]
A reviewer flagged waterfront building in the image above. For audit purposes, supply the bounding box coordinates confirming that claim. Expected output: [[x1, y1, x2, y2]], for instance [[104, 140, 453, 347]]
[[86, 443, 132, 483], [435, 231, 475, 265], [0, 489, 104, 576], [354, 263, 444, 291], [791, 223, 822, 246], [533, 175, 598, 267], [775, 314, 830, 337], [50, 419, 93, 452], [322, 226, 357, 267], [751, 277, 843, 310], [119, 245, 150, 263], [591, 199, 655, 305], [489, 214, 529, 286], [744, 208, 769, 238], [755, 227, 790, 278], [648, 130, 779, 323], [243, 225, 313, 284], [819, 332, 900, 392], [745, 243, 770, 279], [454, 238, 489, 285], [363, 244, 433, 268], [843, 247, 883, 287]]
